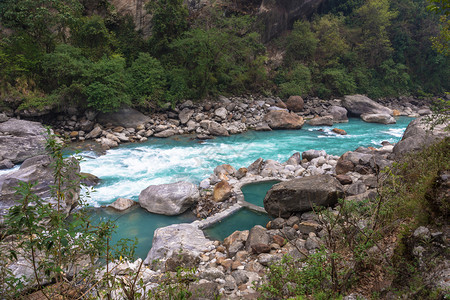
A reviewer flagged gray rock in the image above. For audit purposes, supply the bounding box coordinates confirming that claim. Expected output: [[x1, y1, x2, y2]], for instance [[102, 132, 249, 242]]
[[263, 111, 305, 129], [199, 179, 210, 189], [329, 106, 348, 123], [108, 198, 137, 211], [305, 236, 321, 250], [139, 181, 199, 215], [178, 108, 194, 124], [346, 181, 367, 196], [85, 126, 102, 139], [247, 158, 264, 174], [0, 159, 14, 170], [0, 155, 80, 216], [100, 137, 118, 149], [200, 267, 225, 281], [231, 270, 249, 286], [200, 120, 229, 136], [264, 175, 344, 218], [258, 253, 283, 266], [0, 113, 10, 122], [0, 119, 47, 164], [361, 113, 396, 124], [286, 152, 301, 165], [154, 129, 177, 138], [97, 106, 150, 128], [307, 115, 334, 126], [342, 95, 393, 116], [302, 150, 327, 161], [245, 225, 270, 251], [144, 223, 214, 264], [215, 107, 228, 119], [393, 116, 450, 157]]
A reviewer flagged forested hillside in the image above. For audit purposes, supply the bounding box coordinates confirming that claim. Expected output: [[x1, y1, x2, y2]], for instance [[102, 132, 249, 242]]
[[0, 0, 448, 114]]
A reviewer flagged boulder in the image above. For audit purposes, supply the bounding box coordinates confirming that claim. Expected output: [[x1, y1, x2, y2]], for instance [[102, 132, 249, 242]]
[[302, 149, 326, 161], [154, 129, 177, 138], [245, 225, 270, 251], [342, 95, 393, 116], [0, 155, 80, 216], [214, 164, 236, 178], [80, 172, 101, 186], [286, 152, 301, 165], [393, 116, 450, 157], [285, 96, 304, 112], [263, 175, 344, 217], [97, 107, 150, 128], [0, 159, 14, 170], [85, 126, 102, 139], [307, 115, 334, 126], [178, 108, 194, 124], [236, 167, 248, 179], [248, 158, 264, 174], [215, 107, 228, 119], [263, 111, 305, 130], [0, 119, 47, 164], [329, 106, 348, 123], [213, 180, 232, 202], [108, 198, 137, 211], [139, 181, 199, 215], [144, 223, 214, 264], [361, 113, 396, 124], [201, 120, 229, 136]]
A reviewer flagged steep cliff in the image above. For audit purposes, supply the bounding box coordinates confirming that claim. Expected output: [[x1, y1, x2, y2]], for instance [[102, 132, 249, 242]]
[[258, 0, 325, 42], [107, 0, 324, 41]]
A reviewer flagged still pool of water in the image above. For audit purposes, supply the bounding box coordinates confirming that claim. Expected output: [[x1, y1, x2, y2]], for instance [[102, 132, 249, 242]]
[[88, 206, 196, 259], [241, 180, 281, 207]]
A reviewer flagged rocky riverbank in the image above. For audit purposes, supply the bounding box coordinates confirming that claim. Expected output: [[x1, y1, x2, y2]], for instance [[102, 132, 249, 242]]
[[0, 94, 435, 164]]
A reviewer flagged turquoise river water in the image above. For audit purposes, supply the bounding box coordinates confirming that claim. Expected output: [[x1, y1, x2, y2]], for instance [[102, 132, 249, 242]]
[[80, 117, 413, 258]]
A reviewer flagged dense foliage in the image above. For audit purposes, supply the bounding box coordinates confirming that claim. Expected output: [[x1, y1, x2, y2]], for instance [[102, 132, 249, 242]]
[[0, 0, 448, 113]]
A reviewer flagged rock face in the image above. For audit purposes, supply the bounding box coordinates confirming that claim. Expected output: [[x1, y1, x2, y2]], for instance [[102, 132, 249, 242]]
[[0, 119, 47, 164], [361, 113, 396, 125], [144, 223, 214, 264], [263, 175, 344, 217], [97, 107, 151, 128], [0, 155, 80, 216], [258, 0, 326, 42], [263, 111, 304, 129], [139, 181, 200, 215], [342, 95, 393, 116], [285, 96, 304, 112], [393, 116, 450, 157], [109, 0, 152, 37]]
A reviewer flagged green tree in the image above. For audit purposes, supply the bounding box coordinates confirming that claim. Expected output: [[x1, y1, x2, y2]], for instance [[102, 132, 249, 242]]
[[71, 15, 117, 60], [128, 53, 167, 108], [285, 20, 318, 64], [356, 0, 398, 67], [84, 55, 131, 112], [278, 63, 313, 98], [427, 0, 450, 55], [146, 0, 189, 57], [0, 0, 82, 52]]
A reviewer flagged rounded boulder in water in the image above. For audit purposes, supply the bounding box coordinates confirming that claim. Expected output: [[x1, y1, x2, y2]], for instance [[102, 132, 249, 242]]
[[139, 181, 200, 215]]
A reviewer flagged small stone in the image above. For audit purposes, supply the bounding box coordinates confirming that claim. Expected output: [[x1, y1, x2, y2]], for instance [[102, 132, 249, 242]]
[[332, 128, 347, 135]]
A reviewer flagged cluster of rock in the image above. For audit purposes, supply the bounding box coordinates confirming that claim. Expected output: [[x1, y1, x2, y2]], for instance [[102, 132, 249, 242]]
[[2, 94, 429, 154], [97, 211, 329, 299]]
